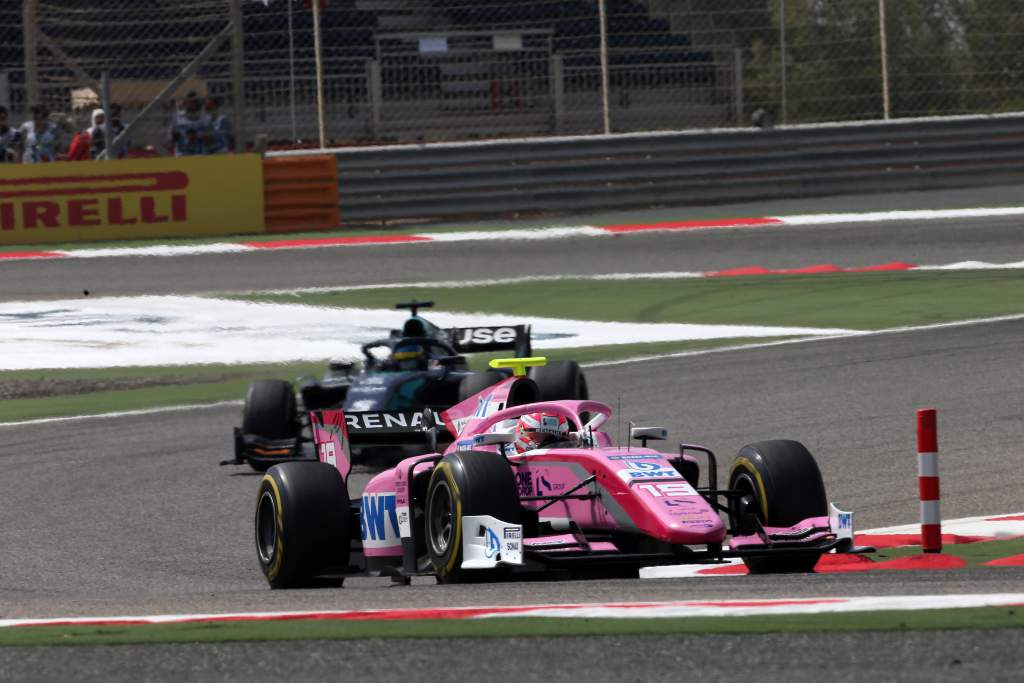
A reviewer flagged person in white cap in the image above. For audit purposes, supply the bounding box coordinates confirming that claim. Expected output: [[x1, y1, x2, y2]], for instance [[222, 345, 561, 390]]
[[17, 104, 63, 163]]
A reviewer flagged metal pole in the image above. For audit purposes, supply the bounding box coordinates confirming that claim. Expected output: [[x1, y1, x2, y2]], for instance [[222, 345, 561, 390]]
[[879, 0, 891, 119], [100, 71, 113, 160], [367, 59, 381, 137], [23, 0, 40, 109], [779, 0, 787, 125], [551, 53, 565, 133], [733, 47, 744, 125], [287, 0, 297, 140], [229, 0, 246, 152], [598, 0, 610, 134], [312, 0, 327, 149]]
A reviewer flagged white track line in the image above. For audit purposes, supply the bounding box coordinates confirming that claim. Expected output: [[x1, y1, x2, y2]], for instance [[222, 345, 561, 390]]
[[780, 207, 1024, 225], [245, 271, 707, 296], [582, 312, 1024, 368], [3, 593, 1023, 629], [0, 400, 241, 429], [6, 205, 1024, 261], [494, 593, 1024, 619]]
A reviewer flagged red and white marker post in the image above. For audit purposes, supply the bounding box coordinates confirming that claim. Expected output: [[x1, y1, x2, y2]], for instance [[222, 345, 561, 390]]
[[917, 408, 941, 553]]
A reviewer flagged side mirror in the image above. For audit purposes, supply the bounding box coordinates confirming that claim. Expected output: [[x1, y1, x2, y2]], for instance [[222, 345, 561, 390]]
[[435, 355, 467, 367], [422, 409, 437, 452], [631, 426, 667, 448], [327, 359, 354, 377]]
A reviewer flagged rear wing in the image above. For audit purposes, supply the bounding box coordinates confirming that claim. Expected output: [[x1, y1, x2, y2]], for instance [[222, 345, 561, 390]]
[[340, 409, 443, 446], [449, 325, 531, 357]]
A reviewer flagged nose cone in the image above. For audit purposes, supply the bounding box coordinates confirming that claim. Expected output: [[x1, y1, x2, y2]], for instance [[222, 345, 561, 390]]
[[644, 494, 727, 545]]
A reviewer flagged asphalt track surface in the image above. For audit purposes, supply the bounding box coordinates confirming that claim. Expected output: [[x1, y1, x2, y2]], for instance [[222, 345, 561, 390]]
[[3, 187, 1024, 678], [6, 185, 1024, 300]]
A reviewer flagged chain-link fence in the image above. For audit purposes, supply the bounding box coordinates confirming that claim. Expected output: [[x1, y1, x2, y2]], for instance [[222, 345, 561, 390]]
[[4, 0, 1024, 153]]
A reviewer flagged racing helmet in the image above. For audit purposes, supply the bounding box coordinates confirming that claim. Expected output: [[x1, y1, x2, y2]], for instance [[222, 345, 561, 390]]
[[390, 342, 426, 371], [514, 412, 570, 453]]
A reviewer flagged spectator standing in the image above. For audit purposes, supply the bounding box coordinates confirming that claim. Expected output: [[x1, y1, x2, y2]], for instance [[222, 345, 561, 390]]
[[168, 92, 211, 156], [0, 106, 19, 163], [67, 108, 105, 161], [17, 105, 63, 163], [205, 97, 234, 154]]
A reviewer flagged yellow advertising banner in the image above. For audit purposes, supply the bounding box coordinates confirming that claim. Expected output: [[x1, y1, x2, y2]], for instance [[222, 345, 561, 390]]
[[0, 155, 265, 245]]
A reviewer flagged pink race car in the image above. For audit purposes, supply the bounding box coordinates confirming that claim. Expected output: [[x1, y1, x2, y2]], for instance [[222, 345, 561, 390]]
[[254, 358, 869, 587]]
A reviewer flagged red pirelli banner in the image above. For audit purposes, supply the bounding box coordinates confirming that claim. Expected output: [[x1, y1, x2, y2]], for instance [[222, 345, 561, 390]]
[[0, 155, 265, 245]]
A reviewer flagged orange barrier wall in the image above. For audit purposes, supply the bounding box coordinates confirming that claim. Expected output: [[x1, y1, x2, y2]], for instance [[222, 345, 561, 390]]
[[0, 155, 265, 245], [263, 156, 340, 233]]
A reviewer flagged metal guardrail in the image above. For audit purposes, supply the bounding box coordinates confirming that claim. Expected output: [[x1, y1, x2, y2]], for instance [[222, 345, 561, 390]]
[[270, 113, 1024, 224]]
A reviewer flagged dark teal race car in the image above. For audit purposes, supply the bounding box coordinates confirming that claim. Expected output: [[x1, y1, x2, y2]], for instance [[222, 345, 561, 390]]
[[224, 301, 588, 471]]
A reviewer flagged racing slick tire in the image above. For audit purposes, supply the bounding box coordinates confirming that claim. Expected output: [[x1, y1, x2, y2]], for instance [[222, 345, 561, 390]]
[[255, 461, 351, 589], [457, 371, 505, 403], [424, 451, 522, 583], [727, 440, 827, 574], [242, 380, 299, 472], [529, 361, 589, 401]]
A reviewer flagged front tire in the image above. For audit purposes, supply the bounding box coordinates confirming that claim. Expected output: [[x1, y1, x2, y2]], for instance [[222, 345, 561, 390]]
[[728, 439, 827, 574], [242, 380, 299, 472], [424, 451, 521, 583], [255, 461, 351, 588]]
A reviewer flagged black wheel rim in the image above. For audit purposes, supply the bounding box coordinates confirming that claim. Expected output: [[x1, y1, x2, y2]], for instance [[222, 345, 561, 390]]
[[427, 479, 455, 557], [256, 490, 278, 565], [730, 472, 761, 531]]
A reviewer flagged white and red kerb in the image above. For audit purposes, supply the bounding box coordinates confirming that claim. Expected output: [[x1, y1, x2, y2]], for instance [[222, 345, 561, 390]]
[[917, 408, 941, 553]]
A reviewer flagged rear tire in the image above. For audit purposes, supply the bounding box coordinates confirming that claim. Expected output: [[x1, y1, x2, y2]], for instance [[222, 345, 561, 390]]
[[255, 461, 351, 588], [529, 361, 588, 401], [424, 451, 521, 583], [727, 439, 827, 574], [457, 371, 505, 402]]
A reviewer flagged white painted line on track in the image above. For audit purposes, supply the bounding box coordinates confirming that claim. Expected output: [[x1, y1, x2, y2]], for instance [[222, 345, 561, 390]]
[[422, 226, 608, 242], [3, 593, 1023, 628], [5, 205, 1024, 262], [245, 271, 707, 296], [915, 260, 1024, 270], [0, 400, 241, 429], [493, 593, 1024, 619], [65, 243, 254, 258], [582, 312, 1024, 368], [780, 207, 1024, 225], [239, 259, 1024, 297], [864, 513, 1024, 538]]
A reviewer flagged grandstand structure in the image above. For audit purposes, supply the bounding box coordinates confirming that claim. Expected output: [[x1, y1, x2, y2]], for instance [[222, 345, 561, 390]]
[[8, 0, 738, 148]]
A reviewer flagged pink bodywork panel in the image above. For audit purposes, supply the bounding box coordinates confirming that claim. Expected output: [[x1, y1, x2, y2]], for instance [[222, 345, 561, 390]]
[[510, 448, 726, 546], [360, 454, 437, 558]]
